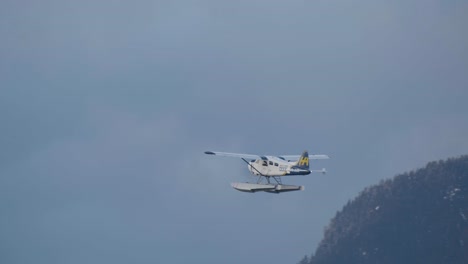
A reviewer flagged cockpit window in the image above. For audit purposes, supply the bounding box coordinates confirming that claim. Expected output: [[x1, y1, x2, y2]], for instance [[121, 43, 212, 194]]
[[262, 161, 268, 166], [269, 161, 273, 165]]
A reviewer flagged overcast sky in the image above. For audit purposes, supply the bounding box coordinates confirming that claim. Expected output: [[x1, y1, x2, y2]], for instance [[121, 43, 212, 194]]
[[1, 0, 468, 263]]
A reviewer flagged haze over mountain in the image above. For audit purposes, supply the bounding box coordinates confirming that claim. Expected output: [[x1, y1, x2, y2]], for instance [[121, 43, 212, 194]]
[[300, 156, 468, 264]]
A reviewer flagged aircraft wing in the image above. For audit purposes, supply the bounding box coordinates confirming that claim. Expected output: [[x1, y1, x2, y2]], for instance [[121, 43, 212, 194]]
[[280, 154, 330, 160], [204, 151, 264, 160]]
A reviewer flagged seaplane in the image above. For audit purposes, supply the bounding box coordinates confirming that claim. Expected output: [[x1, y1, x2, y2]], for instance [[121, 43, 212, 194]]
[[204, 150, 329, 193]]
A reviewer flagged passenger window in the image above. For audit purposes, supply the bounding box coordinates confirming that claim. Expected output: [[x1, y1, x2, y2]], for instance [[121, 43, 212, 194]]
[[274, 163, 278, 166], [262, 161, 268, 166], [269, 161, 273, 165]]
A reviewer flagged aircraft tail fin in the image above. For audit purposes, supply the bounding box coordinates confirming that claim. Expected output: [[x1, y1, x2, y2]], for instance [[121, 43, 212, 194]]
[[294, 151, 309, 170]]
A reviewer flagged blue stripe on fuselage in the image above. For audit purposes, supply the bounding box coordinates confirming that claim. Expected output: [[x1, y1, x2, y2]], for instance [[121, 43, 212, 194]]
[[287, 169, 311, 176]]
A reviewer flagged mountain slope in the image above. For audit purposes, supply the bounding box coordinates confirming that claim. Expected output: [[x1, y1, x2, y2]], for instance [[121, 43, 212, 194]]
[[307, 156, 468, 264]]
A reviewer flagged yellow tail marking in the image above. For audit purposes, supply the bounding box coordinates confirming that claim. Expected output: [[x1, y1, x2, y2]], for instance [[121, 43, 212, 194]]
[[298, 157, 309, 166]]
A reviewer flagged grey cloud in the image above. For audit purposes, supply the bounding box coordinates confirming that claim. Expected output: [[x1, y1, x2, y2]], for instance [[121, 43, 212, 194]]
[[1, 0, 468, 264]]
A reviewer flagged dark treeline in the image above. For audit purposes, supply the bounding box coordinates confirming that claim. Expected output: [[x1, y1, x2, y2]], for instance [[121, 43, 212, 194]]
[[299, 155, 468, 264]]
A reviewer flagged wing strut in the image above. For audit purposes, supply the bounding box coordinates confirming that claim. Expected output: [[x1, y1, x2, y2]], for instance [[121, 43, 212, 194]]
[[240, 158, 283, 185], [241, 158, 264, 176], [240, 158, 266, 183]]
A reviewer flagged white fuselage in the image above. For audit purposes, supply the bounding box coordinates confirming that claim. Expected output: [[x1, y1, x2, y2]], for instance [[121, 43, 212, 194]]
[[247, 156, 310, 176]]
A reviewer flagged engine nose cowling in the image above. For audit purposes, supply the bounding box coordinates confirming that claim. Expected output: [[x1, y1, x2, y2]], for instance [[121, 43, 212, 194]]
[[247, 163, 258, 175]]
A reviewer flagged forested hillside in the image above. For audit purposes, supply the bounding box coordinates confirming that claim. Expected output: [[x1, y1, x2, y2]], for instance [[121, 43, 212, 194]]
[[300, 156, 468, 264]]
